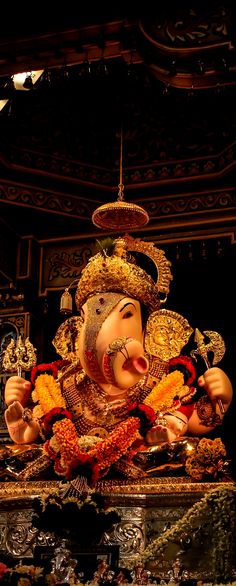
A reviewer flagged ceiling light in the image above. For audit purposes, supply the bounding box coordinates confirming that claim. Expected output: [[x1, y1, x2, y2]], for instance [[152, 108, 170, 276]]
[[13, 70, 44, 90], [0, 99, 8, 112]]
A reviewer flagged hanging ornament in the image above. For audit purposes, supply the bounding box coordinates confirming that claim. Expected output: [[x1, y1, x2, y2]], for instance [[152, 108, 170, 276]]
[[92, 129, 149, 231], [60, 288, 73, 314]]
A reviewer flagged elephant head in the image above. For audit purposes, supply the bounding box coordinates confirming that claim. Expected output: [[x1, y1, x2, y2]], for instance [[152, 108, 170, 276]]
[[74, 235, 173, 391], [77, 292, 149, 390]]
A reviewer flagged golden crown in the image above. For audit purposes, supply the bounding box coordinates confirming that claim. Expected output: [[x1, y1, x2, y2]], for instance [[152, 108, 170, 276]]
[[75, 235, 172, 313]]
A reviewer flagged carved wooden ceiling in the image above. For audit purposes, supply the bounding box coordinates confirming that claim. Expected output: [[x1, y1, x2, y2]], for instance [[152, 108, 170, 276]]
[[1, 3, 236, 284]]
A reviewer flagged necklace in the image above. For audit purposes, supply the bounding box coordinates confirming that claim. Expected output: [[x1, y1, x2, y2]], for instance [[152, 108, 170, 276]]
[[69, 373, 150, 428], [62, 356, 169, 435], [87, 376, 149, 419]]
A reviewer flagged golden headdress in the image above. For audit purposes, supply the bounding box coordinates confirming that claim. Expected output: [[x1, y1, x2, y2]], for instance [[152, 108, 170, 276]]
[[75, 234, 173, 313]]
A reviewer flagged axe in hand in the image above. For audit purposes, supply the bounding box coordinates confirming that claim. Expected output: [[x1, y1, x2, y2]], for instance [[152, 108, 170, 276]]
[[191, 328, 225, 415]]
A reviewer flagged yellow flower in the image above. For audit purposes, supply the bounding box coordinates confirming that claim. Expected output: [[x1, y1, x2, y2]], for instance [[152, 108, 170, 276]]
[[144, 370, 185, 413], [33, 373, 66, 415], [32, 404, 44, 420]]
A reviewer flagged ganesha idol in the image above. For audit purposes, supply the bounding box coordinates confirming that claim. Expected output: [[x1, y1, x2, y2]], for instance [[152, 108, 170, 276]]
[[3, 235, 233, 483]]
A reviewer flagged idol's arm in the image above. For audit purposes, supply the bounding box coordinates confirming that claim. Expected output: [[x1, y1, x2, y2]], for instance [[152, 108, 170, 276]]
[[4, 376, 40, 444], [187, 367, 233, 435]]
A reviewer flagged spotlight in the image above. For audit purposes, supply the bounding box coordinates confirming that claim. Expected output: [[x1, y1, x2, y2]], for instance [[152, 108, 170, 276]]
[[195, 59, 205, 75], [218, 57, 229, 72], [37, 69, 52, 90], [0, 99, 8, 113], [0, 76, 15, 98], [23, 73, 34, 90], [13, 70, 44, 90], [162, 84, 171, 96], [187, 86, 195, 100], [79, 60, 93, 78], [96, 58, 109, 77], [169, 59, 177, 76]]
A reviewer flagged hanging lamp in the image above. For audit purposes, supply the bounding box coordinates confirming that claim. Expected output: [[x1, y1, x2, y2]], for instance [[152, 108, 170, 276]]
[[92, 129, 149, 230]]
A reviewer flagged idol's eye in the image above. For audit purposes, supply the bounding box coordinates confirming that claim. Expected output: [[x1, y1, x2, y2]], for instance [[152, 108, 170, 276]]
[[122, 310, 133, 319], [120, 301, 136, 319]]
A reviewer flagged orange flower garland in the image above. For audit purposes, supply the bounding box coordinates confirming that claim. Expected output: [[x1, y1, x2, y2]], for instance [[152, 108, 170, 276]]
[[31, 366, 146, 482], [31, 363, 192, 484], [45, 417, 97, 480], [31, 371, 96, 480], [89, 417, 140, 470]]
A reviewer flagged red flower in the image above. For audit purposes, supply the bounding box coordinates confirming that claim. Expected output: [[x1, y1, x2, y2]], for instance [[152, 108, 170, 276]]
[[169, 355, 196, 385], [44, 439, 58, 459], [0, 562, 8, 579], [66, 454, 99, 486], [42, 407, 72, 438], [31, 360, 69, 385], [128, 402, 156, 437]]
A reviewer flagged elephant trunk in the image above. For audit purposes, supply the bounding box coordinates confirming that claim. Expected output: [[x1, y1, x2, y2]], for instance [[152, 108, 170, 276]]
[[103, 337, 149, 389]]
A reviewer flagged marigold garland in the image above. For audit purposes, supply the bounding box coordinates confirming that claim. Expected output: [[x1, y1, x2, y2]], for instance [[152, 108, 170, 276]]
[[144, 370, 187, 413], [52, 418, 81, 460], [32, 372, 66, 415], [89, 417, 141, 470], [31, 362, 193, 484], [31, 365, 144, 482]]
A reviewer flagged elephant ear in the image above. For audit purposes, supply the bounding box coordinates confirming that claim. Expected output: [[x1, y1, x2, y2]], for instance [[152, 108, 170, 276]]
[[52, 315, 83, 362], [144, 309, 193, 362]]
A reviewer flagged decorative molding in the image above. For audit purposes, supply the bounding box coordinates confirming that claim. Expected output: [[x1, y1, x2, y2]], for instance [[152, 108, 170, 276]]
[[0, 181, 95, 219], [5, 179, 236, 234], [144, 188, 236, 219], [140, 7, 230, 52], [2, 143, 236, 190], [124, 144, 236, 187], [139, 6, 236, 89], [4, 146, 114, 188]]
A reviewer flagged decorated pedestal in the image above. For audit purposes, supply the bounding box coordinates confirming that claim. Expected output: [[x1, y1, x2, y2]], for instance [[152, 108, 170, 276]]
[[0, 477, 235, 582]]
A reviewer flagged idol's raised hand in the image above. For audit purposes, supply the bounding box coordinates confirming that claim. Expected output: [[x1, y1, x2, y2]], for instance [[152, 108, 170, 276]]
[[4, 400, 40, 444], [4, 375, 32, 407]]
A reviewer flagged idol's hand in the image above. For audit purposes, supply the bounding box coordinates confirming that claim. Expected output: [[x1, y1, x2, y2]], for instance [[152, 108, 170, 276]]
[[4, 401, 40, 444], [198, 367, 233, 411], [4, 376, 32, 407]]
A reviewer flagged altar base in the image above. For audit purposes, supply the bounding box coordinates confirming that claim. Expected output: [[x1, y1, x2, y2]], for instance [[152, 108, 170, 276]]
[[0, 478, 235, 581]]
